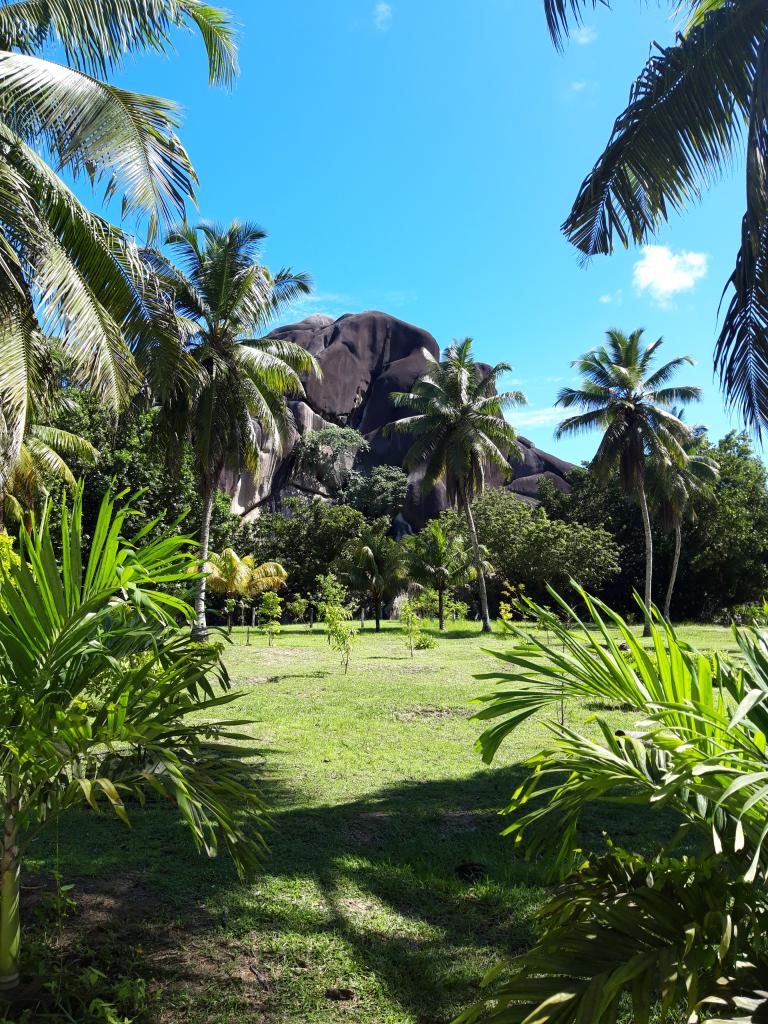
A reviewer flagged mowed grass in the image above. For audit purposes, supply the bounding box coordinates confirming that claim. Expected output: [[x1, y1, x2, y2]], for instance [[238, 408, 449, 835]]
[[22, 619, 741, 1023]]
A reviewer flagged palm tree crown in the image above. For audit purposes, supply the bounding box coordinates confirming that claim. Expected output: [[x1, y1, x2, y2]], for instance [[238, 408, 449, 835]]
[[557, 329, 700, 487], [148, 220, 319, 635], [390, 338, 525, 503], [557, 328, 701, 628], [389, 338, 525, 633], [542, 0, 768, 430], [0, 1, 238, 494]]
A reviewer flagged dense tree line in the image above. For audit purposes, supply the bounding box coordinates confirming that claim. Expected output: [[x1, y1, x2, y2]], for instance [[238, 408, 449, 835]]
[[540, 432, 768, 620]]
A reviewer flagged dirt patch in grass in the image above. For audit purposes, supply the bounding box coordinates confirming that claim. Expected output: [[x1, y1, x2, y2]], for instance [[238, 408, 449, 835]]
[[394, 705, 466, 722]]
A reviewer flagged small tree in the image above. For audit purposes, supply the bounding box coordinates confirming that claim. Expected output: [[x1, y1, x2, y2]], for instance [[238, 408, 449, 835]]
[[315, 572, 352, 645], [329, 620, 358, 675], [258, 591, 283, 647], [286, 595, 309, 625], [343, 526, 404, 631], [400, 598, 423, 657]]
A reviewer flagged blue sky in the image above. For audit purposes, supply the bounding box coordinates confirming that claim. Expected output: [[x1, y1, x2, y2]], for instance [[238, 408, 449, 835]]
[[105, 1, 750, 463]]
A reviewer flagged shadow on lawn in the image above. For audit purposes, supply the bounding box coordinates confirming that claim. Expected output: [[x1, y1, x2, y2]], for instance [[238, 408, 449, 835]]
[[25, 754, 680, 1024]]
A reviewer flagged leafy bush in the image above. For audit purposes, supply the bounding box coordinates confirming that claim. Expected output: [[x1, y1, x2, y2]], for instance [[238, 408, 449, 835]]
[[0, 486, 266, 991], [460, 587, 768, 1022]]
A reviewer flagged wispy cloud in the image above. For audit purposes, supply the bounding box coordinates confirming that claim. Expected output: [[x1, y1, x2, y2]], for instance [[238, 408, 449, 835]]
[[633, 245, 708, 306], [573, 25, 597, 44], [513, 406, 563, 429], [374, 2, 392, 31], [570, 80, 588, 93], [599, 289, 623, 305], [288, 291, 352, 321]]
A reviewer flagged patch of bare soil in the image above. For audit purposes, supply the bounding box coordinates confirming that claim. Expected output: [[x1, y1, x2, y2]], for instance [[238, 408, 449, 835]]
[[393, 706, 465, 722]]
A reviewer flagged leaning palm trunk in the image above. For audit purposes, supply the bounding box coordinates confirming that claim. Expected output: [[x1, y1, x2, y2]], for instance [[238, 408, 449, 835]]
[[463, 497, 492, 633], [194, 484, 216, 639], [0, 783, 19, 990], [664, 523, 683, 622], [637, 482, 653, 637]]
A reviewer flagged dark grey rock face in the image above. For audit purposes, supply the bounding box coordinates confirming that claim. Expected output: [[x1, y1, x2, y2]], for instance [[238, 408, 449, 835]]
[[223, 311, 575, 527]]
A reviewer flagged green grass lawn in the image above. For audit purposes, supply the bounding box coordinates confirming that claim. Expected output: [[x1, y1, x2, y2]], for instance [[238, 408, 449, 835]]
[[18, 619, 741, 1023]]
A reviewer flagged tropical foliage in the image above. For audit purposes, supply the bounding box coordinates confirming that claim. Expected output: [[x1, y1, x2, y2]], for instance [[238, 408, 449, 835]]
[[343, 523, 405, 630], [389, 338, 526, 632], [647, 428, 720, 620], [405, 520, 481, 630], [557, 328, 700, 630], [0, 485, 265, 990], [540, 431, 768, 620], [461, 586, 768, 1022], [0, 0, 238, 501], [543, 0, 768, 430], [146, 220, 319, 636], [205, 548, 287, 631]]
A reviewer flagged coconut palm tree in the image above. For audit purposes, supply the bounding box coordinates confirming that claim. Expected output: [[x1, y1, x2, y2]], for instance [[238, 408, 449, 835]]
[[0, 1, 238, 495], [0, 485, 266, 991], [205, 548, 287, 632], [542, 0, 768, 431], [647, 429, 720, 621], [146, 221, 320, 637], [344, 527, 405, 632], [556, 329, 700, 634], [388, 338, 525, 633], [405, 521, 483, 631]]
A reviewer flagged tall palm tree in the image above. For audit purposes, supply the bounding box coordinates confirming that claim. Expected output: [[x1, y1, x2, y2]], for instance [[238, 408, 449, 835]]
[[389, 339, 525, 633], [0, 2, 238, 493], [344, 526, 404, 632], [556, 329, 700, 634], [147, 221, 320, 637], [542, 0, 768, 431], [205, 548, 287, 632], [647, 429, 720, 621], [405, 520, 482, 631]]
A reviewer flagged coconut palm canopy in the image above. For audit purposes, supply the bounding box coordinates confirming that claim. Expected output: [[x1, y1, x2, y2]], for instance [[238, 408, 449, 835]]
[[389, 338, 525, 503], [146, 220, 319, 636], [0, 0, 238, 494], [556, 329, 701, 489], [205, 549, 288, 599], [542, 0, 768, 431]]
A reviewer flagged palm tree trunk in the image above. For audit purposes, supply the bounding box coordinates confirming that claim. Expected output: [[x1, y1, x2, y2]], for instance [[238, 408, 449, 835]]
[[193, 484, 215, 640], [374, 598, 381, 632], [463, 495, 491, 634], [438, 589, 445, 632], [0, 784, 20, 991], [663, 525, 682, 622], [637, 482, 654, 637]]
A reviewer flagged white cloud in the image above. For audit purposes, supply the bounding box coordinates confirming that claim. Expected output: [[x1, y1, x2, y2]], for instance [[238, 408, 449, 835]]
[[573, 25, 597, 44], [599, 289, 623, 305], [632, 245, 708, 306], [374, 2, 392, 31], [570, 80, 588, 93], [513, 406, 564, 429]]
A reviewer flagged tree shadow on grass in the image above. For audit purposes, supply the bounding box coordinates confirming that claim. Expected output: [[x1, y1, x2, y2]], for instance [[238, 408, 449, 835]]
[[24, 753, 686, 1024]]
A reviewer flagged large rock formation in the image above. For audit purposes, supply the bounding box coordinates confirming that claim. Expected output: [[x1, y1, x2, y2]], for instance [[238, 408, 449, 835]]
[[222, 311, 575, 529]]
